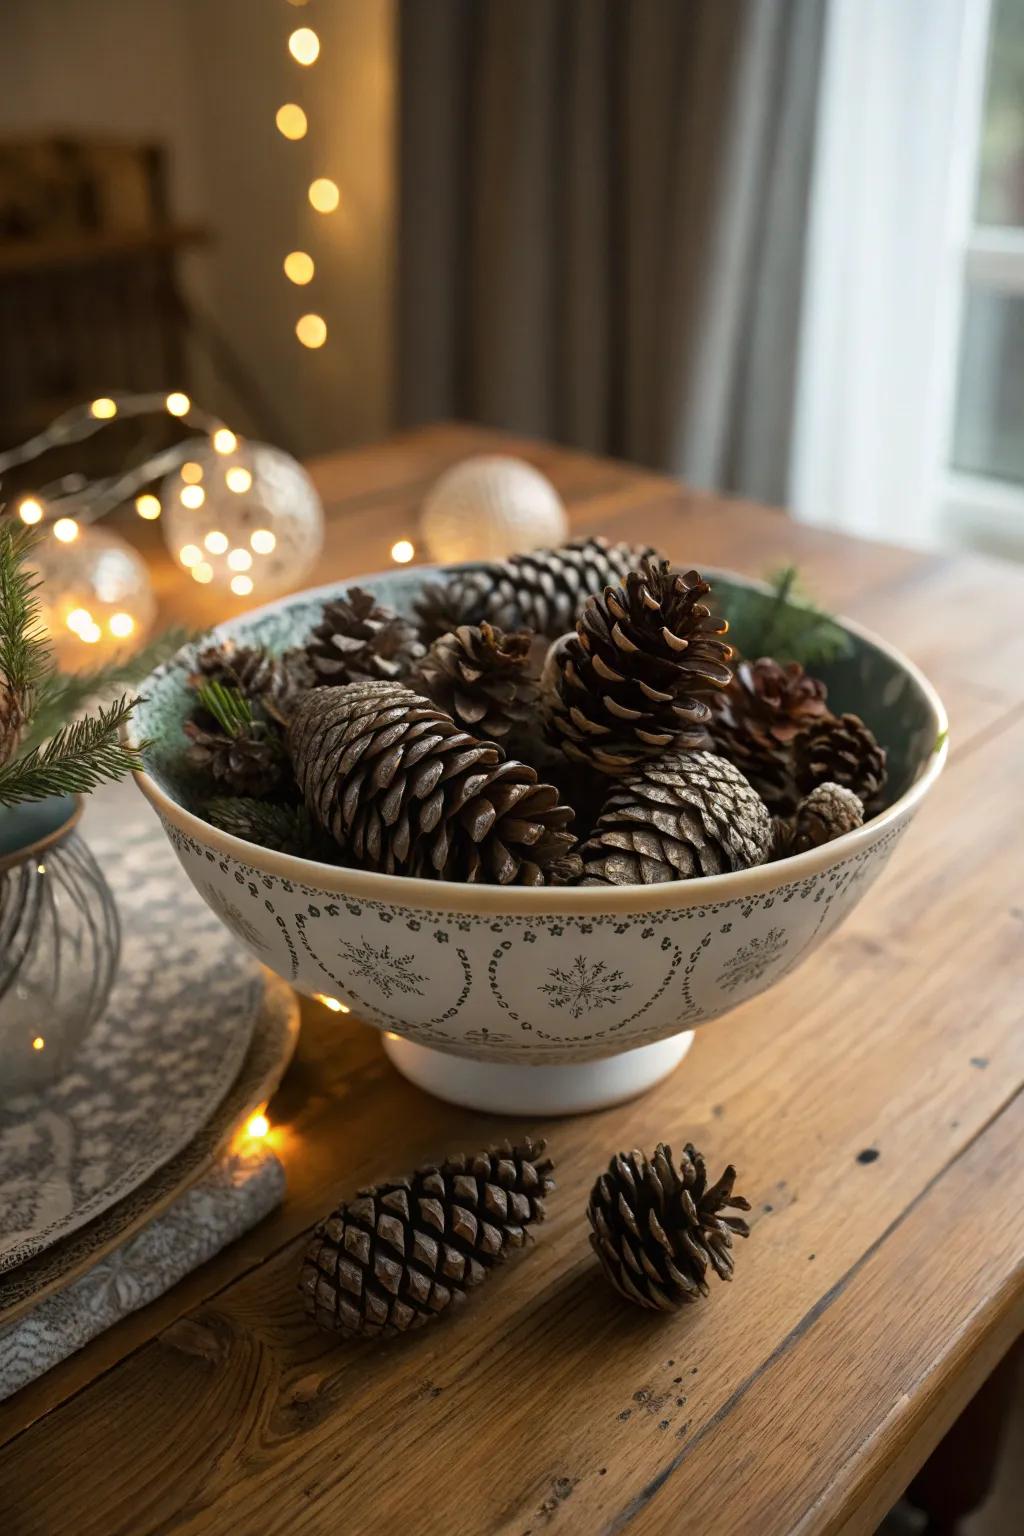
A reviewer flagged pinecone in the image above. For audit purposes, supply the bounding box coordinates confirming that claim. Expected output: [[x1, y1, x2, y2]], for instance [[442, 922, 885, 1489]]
[[191, 640, 310, 724], [306, 587, 424, 686], [0, 681, 26, 770], [795, 712, 887, 807], [708, 657, 830, 813], [787, 781, 864, 854], [580, 751, 772, 885], [587, 1142, 750, 1310], [288, 681, 579, 885], [184, 717, 286, 797], [414, 537, 661, 643], [546, 562, 734, 774], [411, 622, 537, 739], [300, 1139, 555, 1338]]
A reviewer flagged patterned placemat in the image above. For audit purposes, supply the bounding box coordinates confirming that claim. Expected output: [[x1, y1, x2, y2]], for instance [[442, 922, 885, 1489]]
[[0, 821, 263, 1273], [0, 968, 299, 1324]]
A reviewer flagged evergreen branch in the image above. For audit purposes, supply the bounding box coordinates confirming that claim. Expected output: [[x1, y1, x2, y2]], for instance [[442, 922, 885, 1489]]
[[0, 522, 52, 697], [0, 695, 146, 806], [733, 565, 852, 668], [206, 796, 318, 854], [195, 681, 253, 737], [23, 626, 193, 752]]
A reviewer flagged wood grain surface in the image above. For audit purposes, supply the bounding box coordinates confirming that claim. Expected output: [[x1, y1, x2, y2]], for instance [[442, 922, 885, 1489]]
[[0, 424, 1021, 1536]]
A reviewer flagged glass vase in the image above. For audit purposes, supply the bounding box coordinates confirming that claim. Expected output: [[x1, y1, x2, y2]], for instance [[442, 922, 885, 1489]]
[[0, 796, 120, 1097]]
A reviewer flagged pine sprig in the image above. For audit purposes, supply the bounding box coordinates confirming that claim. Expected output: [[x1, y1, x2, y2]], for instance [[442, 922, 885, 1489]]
[[206, 796, 320, 854], [725, 566, 852, 668], [195, 681, 253, 737], [0, 695, 147, 806], [0, 523, 50, 697], [23, 626, 193, 753]]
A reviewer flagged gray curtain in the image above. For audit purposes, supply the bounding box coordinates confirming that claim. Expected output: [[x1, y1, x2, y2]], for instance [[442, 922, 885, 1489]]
[[397, 0, 824, 505]]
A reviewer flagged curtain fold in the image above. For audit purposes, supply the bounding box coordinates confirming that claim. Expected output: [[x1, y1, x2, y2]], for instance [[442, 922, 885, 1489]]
[[397, 0, 824, 505]]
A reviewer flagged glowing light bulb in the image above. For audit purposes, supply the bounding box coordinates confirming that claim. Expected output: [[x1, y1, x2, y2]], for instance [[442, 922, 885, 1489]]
[[288, 27, 320, 64], [275, 103, 307, 140], [250, 529, 276, 554], [165, 392, 191, 417], [53, 517, 79, 543], [32, 1036, 45, 1051], [80, 622, 102, 644], [66, 607, 93, 634], [179, 544, 202, 568], [212, 428, 238, 454], [308, 178, 340, 213], [135, 493, 161, 520], [90, 397, 117, 419], [108, 612, 135, 639], [390, 539, 415, 564], [225, 466, 252, 493], [245, 1112, 270, 1139], [296, 313, 327, 348], [36, 864, 46, 875], [203, 530, 228, 555], [227, 547, 253, 572], [283, 250, 315, 285], [230, 574, 254, 596], [181, 461, 204, 484], [19, 498, 43, 525], [316, 994, 349, 1014], [192, 562, 214, 584], [180, 484, 206, 510]]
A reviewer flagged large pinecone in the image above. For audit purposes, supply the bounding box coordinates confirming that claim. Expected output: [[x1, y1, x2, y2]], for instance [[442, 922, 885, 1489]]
[[306, 587, 424, 686], [411, 622, 536, 740], [300, 1140, 555, 1338], [795, 712, 887, 807], [414, 537, 661, 643], [580, 751, 772, 884], [288, 681, 579, 885], [708, 657, 829, 813], [588, 1142, 750, 1310], [184, 717, 286, 797], [546, 561, 734, 774]]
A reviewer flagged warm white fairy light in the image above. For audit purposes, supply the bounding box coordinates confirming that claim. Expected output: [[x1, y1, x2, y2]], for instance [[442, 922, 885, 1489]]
[[308, 177, 339, 213], [288, 27, 320, 64], [391, 539, 415, 564], [53, 517, 79, 543], [245, 1111, 270, 1139], [66, 607, 93, 633], [165, 391, 191, 417], [225, 466, 253, 493], [296, 313, 327, 348], [275, 102, 307, 140], [192, 562, 214, 584], [90, 397, 117, 420], [203, 530, 229, 555], [181, 461, 204, 484], [108, 611, 135, 638], [250, 528, 276, 554], [179, 544, 202, 567], [135, 493, 161, 520], [227, 547, 253, 572], [180, 484, 206, 510], [212, 428, 238, 455], [32, 1036, 45, 1051], [230, 573, 254, 596], [18, 498, 43, 525], [283, 250, 315, 285], [316, 994, 350, 1013]]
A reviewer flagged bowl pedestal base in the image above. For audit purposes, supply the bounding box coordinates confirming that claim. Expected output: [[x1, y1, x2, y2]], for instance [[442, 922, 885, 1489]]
[[381, 1031, 695, 1116]]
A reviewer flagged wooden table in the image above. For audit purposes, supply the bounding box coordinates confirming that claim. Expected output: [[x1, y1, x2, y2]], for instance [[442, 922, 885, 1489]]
[[2, 424, 1022, 1535]]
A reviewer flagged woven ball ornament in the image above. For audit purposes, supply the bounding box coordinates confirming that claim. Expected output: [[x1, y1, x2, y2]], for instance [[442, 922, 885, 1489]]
[[29, 522, 156, 666], [419, 455, 569, 562], [162, 440, 324, 600]]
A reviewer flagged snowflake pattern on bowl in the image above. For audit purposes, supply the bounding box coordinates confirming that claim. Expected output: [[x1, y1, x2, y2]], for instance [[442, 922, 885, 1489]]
[[539, 957, 632, 1020]]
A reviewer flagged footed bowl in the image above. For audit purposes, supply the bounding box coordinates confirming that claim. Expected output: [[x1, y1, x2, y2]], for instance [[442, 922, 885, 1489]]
[[130, 566, 947, 1115]]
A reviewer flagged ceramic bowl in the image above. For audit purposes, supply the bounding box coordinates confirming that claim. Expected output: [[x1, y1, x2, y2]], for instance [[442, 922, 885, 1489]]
[[131, 566, 947, 1115]]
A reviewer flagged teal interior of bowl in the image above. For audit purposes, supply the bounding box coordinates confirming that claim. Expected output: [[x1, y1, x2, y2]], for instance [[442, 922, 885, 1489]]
[[135, 567, 943, 820]]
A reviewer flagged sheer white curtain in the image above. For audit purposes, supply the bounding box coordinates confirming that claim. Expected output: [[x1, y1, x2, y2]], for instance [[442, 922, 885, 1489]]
[[789, 0, 991, 547]]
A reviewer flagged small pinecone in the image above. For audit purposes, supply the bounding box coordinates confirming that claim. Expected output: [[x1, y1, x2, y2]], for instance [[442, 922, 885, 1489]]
[[795, 712, 887, 807], [546, 562, 734, 774], [184, 718, 285, 797], [414, 537, 661, 643], [300, 1139, 555, 1338], [191, 640, 310, 724], [587, 1142, 750, 1310], [788, 781, 864, 854], [411, 622, 537, 739], [288, 681, 579, 885], [306, 587, 424, 686], [580, 751, 772, 885], [708, 657, 830, 813]]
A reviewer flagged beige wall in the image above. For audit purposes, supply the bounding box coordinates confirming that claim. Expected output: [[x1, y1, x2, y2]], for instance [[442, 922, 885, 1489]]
[[0, 0, 395, 459]]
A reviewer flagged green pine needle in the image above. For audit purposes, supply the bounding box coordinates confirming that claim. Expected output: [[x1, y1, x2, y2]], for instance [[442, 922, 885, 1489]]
[[206, 796, 317, 854], [195, 681, 253, 738], [0, 522, 52, 699], [727, 565, 852, 668], [0, 694, 147, 807]]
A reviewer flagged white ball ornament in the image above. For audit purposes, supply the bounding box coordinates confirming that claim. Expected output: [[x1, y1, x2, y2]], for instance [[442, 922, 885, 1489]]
[[162, 440, 324, 600], [419, 455, 569, 562], [30, 522, 156, 667]]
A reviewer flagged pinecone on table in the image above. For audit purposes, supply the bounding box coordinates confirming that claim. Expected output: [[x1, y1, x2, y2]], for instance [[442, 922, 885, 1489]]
[[587, 1142, 750, 1310], [414, 537, 661, 643], [411, 622, 536, 740], [795, 712, 887, 808], [184, 717, 285, 797], [300, 1139, 555, 1338], [288, 681, 579, 885], [306, 587, 424, 686], [708, 656, 830, 813], [580, 751, 772, 884], [785, 781, 864, 855], [546, 561, 734, 774]]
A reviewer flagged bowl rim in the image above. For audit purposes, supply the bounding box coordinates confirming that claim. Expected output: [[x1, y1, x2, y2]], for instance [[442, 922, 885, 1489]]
[[129, 564, 949, 915]]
